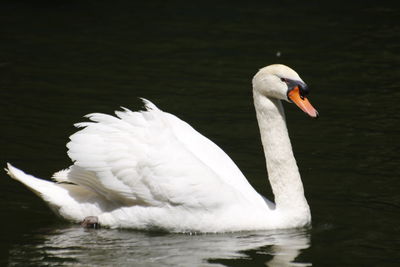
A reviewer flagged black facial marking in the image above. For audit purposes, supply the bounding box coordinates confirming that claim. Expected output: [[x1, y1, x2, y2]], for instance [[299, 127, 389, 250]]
[[283, 78, 309, 98]]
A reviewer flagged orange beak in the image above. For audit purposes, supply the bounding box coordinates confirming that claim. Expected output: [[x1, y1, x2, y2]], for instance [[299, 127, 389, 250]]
[[288, 86, 319, 118]]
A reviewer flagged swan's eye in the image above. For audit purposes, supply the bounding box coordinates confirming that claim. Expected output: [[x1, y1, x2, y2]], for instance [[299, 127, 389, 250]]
[[280, 78, 287, 83]]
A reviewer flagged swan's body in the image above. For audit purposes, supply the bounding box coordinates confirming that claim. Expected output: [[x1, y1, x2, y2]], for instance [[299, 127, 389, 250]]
[[6, 64, 318, 232]]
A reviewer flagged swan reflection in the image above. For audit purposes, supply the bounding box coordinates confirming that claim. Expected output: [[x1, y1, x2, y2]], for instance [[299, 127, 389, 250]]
[[9, 226, 311, 266]]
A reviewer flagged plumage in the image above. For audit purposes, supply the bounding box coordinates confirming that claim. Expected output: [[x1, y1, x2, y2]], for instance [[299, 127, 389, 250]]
[[5, 64, 317, 232]]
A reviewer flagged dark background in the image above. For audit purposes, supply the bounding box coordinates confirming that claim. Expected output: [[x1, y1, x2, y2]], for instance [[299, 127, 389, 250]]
[[0, 0, 399, 266]]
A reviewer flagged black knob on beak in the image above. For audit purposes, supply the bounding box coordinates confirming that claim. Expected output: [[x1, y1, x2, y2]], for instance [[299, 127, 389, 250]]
[[298, 82, 309, 97], [285, 79, 310, 99]]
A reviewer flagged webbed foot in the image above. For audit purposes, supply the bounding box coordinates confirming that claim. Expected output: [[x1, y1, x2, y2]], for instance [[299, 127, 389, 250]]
[[81, 216, 100, 229]]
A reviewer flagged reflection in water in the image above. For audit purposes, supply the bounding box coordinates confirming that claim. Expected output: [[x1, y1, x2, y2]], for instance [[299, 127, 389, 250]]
[[9, 226, 311, 266]]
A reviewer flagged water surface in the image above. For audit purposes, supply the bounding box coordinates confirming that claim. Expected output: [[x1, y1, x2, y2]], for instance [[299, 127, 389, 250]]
[[8, 227, 311, 267], [0, 0, 399, 266]]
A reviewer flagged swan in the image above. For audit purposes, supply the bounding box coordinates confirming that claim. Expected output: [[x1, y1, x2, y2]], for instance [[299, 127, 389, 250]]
[[5, 64, 318, 232]]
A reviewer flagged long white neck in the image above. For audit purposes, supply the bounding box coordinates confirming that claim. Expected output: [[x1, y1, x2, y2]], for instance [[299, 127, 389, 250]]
[[253, 90, 310, 214]]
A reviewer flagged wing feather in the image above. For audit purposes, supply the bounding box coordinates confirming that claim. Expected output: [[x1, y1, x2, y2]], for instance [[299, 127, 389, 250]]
[[65, 99, 262, 209]]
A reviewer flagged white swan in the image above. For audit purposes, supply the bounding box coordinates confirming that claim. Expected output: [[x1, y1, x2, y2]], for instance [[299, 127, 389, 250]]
[[5, 64, 318, 232]]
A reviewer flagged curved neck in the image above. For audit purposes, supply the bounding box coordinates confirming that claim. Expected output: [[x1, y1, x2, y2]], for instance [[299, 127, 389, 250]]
[[253, 90, 309, 212]]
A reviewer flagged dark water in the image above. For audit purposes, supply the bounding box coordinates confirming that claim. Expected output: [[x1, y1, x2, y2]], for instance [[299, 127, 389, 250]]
[[1, 0, 399, 266]]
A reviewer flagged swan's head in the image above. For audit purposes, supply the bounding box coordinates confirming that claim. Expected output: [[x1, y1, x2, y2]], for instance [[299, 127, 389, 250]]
[[252, 64, 318, 118]]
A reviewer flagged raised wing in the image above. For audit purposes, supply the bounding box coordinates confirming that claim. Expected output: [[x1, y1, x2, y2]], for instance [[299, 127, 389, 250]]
[[65, 99, 261, 209]]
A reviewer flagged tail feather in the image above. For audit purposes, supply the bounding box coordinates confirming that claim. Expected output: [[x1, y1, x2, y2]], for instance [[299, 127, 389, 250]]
[[5, 163, 107, 222], [5, 163, 61, 200]]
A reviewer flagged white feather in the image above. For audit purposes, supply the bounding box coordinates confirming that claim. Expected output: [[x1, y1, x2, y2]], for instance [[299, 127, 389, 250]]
[[5, 65, 314, 232]]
